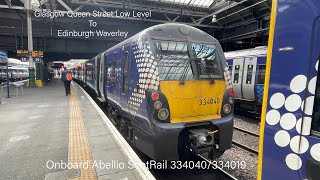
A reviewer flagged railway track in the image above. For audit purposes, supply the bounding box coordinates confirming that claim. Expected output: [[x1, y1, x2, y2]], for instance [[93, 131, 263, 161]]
[[198, 154, 238, 180], [232, 126, 259, 155], [232, 140, 259, 155], [234, 126, 259, 137], [232, 115, 260, 155], [234, 114, 260, 122]]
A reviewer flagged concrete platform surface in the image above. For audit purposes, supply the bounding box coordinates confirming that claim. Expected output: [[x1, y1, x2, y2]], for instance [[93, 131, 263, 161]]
[[0, 79, 154, 180]]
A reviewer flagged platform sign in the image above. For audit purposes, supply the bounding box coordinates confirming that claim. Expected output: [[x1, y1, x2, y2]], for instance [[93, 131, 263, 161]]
[[21, 57, 28, 62], [32, 51, 43, 58], [34, 58, 42, 63], [17, 50, 29, 57], [0, 50, 8, 63]]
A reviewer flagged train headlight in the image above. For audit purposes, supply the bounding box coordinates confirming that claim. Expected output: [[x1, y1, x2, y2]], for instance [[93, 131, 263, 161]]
[[158, 108, 169, 120], [228, 97, 234, 104], [223, 104, 232, 114], [154, 101, 162, 110]]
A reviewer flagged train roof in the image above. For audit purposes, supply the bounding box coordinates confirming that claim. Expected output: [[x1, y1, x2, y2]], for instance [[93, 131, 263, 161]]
[[65, 59, 88, 69], [224, 46, 267, 59], [103, 23, 222, 55], [0, 58, 28, 67], [7, 58, 24, 64], [0, 66, 28, 69]]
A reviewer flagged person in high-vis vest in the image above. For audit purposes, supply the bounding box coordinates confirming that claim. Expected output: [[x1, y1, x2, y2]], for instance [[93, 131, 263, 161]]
[[61, 67, 72, 96]]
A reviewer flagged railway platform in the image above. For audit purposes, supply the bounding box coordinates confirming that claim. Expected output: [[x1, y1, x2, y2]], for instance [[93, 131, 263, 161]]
[[0, 79, 154, 180]]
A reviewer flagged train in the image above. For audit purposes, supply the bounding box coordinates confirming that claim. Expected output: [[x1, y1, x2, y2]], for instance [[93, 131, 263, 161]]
[[225, 46, 267, 114], [71, 23, 234, 161], [0, 58, 29, 84], [259, 0, 320, 180]]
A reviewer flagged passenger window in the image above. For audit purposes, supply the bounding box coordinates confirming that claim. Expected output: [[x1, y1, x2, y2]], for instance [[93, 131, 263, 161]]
[[106, 64, 112, 84], [86, 63, 94, 81], [257, 65, 266, 84], [228, 65, 232, 76], [246, 64, 253, 84], [97, 55, 103, 83], [92, 63, 95, 80], [122, 51, 129, 94], [233, 65, 240, 83], [111, 63, 116, 84]]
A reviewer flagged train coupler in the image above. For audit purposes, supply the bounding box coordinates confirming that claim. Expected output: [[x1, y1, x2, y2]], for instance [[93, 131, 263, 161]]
[[188, 129, 219, 155]]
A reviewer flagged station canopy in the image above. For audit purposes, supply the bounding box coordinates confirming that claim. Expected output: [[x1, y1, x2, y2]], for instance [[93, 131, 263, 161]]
[[159, 0, 238, 9]]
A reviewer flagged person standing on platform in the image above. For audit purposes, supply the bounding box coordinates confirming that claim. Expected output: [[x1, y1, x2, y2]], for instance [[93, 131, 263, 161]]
[[61, 68, 72, 96]]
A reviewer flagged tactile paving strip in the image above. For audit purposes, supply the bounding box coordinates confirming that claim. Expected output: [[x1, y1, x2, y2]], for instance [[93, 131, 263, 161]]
[[68, 87, 97, 180]]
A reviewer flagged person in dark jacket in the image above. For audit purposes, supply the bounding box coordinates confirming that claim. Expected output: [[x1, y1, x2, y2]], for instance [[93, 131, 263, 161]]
[[61, 68, 71, 96]]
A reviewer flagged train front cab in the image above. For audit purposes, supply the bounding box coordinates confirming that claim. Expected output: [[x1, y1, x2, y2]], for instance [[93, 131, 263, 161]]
[[99, 24, 235, 161], [258, 0, 320, 180], [123, 25, 235, 161]]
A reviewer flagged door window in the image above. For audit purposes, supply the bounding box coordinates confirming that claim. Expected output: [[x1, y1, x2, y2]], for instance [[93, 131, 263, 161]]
[[98, 54, 103, 84], [246, 64, 253, 84], [257, 65, 266, 84], [233, 65, 240, 83], [106, 64, 111, 84]]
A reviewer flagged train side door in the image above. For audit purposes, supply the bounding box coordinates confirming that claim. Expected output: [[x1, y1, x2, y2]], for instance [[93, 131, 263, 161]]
[[301, 18, 320, 180], [84, 63, 88, 84], [242, 57, 257, 101], [114, 50, 121, 103], [109, 53, 117, 96], [95, 56, 100, 95], [105, 53, 114, 97], [226, 59, 233, 76], [232, 58, 244, 99], [98, 53, 105, 98], [120, 46, 131, 113]]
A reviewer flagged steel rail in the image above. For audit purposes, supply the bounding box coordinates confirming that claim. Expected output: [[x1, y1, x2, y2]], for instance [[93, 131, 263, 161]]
[[197, 154, 238, 180]]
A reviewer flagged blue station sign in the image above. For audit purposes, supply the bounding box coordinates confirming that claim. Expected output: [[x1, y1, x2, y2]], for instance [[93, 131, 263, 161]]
[[0, 50, 8, 63]]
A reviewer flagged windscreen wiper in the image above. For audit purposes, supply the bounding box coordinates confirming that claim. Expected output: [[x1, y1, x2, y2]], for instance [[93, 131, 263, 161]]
[[179, 58, 192, 85], [197, 60, 215, 85]]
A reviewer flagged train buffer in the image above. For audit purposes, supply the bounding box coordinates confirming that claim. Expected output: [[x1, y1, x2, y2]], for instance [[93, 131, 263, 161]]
[[0, 79, 154, 180]]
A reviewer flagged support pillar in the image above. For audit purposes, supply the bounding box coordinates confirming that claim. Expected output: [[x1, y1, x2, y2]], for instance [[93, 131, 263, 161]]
[[26, 0, 35, 87]]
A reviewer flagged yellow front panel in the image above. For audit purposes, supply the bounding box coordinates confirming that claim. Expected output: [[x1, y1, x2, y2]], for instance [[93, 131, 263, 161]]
[[160, 80, 226, 123]]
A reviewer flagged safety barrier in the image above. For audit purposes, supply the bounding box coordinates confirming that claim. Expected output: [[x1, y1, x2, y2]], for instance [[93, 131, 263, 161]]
[[0, 80, 27, 103]]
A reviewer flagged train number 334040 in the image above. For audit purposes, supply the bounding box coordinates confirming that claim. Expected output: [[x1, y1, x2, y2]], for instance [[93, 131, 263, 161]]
[[199, 98, 220, 106]]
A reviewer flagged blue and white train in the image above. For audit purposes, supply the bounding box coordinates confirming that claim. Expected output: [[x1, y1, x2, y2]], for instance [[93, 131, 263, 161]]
[[72, 23, 235, 161], [225, 46, 267, 114], [0, 58, 29, 84]]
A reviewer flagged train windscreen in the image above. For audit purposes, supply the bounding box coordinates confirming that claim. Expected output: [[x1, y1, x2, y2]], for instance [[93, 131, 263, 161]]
[[153, 40, 223, 81], [191, 43, 222, 79], [154, 40, 193, 81]]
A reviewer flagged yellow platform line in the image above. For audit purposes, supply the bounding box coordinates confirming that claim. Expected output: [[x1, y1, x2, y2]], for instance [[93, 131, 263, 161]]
[[68, 87, 97, 180]]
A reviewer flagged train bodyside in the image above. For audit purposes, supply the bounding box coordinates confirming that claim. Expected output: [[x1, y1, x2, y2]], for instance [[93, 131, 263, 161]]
[[73, 60, 89, 86], [259, 0, 320, 180], [0, 58, 29, 83], [225, 47, 267, 114], [77, 23, 234, 161], [85, 57, 100, 97]]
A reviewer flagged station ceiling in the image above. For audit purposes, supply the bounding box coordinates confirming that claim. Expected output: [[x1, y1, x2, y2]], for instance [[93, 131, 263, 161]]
[[0, 0, 271, 61]]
